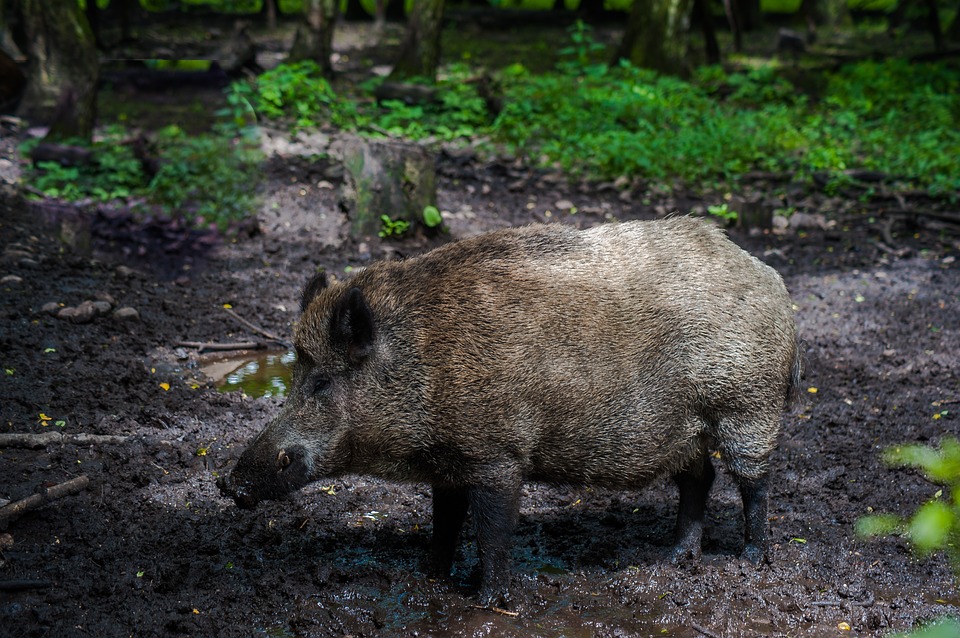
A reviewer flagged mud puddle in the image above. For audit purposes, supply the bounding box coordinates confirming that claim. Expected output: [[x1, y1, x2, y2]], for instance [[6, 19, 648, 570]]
[[201, 349, 295, 397]]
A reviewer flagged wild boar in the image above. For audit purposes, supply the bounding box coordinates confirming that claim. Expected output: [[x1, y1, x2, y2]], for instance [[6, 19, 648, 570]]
[[218, 217, 802, 606]]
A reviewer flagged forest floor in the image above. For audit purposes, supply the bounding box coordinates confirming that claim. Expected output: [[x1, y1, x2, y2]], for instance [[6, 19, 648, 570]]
[[1, 19, 960, 638]]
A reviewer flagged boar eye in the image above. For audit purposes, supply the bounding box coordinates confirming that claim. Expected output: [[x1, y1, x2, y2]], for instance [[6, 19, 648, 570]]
[[311, 375, 331, 395], [277, 450, 291, 470]]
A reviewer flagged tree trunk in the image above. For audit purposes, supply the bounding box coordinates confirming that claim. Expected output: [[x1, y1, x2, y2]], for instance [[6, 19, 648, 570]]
[[615, 0, 695, 77], [259, 0, 277, 31], [948, 1, 960, 42], [288, 0, 338, 76], [738, 0, 761, 30], [8, 0, 98, 141], [723, 0, 743, 52], [922, 0, 943, 50], [340, 138, 438, 240], [693, 0, 720, 64], [84, 0, 100, 47], [387, 0, 445, 81]]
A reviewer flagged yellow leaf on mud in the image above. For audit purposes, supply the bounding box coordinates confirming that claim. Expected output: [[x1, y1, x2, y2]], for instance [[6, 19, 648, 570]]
[[838, 622, 851, 631], [38, 413, 52, 425], [808, 387, 818, 394], [223, 303, 233, 309], [159, 382, 170, 391]]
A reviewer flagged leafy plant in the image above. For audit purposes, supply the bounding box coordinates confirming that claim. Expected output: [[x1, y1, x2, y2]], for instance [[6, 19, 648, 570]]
[[857, 437, 960, 570], [422, 205, 443, 228], [21, 120, 261, 231], [378, 215, 410, 238], [149, 125, 261, 229], [230, 60, 357, 131], [707, 203, 738, 223], [557, 20, 607, 76]]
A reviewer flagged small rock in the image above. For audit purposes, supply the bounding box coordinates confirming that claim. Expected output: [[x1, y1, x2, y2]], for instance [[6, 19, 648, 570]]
[[41, 302, 61, 315], [94, 291, 117, 307], [0, 532, 13, 550], [113, 307, 140, 322], [554, 199, 575, 211], [2, 248, 32, 262], [67, 301, 98, 324], [1, 274, 22, 286], [789, 212, 828, 230], [57, 307, 78, 321], [115, 265, 137, 279], [91, 301, 112, 316], [17, 257, 39, 269]]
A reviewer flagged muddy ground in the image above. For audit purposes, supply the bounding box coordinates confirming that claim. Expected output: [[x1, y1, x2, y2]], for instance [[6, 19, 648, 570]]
[[2, 22, 960, 638]]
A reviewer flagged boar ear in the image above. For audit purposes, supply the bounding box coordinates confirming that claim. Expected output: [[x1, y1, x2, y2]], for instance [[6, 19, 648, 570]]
[[330, 287, 375, 364], [300, 271, 328, 314]]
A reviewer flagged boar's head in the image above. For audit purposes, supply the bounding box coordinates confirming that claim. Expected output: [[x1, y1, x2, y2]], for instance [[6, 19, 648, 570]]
[[218, 273, 376, 509]]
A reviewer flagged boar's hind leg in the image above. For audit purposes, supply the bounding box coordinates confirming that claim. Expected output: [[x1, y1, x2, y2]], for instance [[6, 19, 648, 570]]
[[469, 482, 521, 607], [429, 485, 469, 577], [671, 454, 716, 563], [738, 475, 769, 564], [717, 414, 777, 564]]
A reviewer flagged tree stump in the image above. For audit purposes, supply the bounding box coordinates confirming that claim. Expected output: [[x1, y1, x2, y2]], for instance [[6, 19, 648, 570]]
[[340, 138, 438, 240]]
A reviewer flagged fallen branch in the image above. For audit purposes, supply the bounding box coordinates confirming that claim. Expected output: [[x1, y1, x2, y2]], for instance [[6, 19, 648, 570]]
[[177, 340, 264, 353], [222, 307, 290, 347], [0, 475, 90, 528], [0, 432, 136, 449]]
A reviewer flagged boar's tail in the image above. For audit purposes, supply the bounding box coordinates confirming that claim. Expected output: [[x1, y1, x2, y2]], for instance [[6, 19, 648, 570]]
[[785, 339, 805, 405]]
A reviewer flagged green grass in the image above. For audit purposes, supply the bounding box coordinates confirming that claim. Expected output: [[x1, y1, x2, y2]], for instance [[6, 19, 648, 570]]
[[21, 124, 262, 230], [229, 49, 960, 198]]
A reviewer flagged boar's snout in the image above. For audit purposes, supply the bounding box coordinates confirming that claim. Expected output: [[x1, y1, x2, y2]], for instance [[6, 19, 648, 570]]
[[217, 443, 313, 509], [216, 474, 260, 509]]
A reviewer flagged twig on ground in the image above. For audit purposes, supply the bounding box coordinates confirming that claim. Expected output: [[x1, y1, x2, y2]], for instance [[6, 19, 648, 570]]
[[0, 432, 137, 449], [691, 623, 722, 638], [177, 340, 264, 353], [470, 605, 520, 617], [811, 591, 876, 608], [0, 475, 90, 528], [222, 307, 290, 347]]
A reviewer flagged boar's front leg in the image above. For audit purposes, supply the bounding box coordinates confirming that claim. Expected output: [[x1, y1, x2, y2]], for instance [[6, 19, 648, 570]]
[[429, 485, 469, 577], [671, 454, 716, 563], [469, 481, 520, 607]]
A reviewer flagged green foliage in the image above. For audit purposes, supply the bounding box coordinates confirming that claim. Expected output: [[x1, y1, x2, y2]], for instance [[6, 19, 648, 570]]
[[857, 438, 960, 570], [556, 20, 607, 76], [422, 205, 443, 228], [707, 203, 738, 223], [232, 61, 358, 131], [888, 617, 960, 638], [378, 215, 410, 238], [22, 129, 144, 202], [492, 57, 959, 196], [22, 123, 261, 231], [148, 125, 261, 229]]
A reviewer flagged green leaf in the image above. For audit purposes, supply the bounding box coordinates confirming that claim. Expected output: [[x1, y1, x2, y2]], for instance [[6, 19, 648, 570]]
[[855, 513, 904, 538], [909, 501, 954, 554], [422, 205, 443, 228]]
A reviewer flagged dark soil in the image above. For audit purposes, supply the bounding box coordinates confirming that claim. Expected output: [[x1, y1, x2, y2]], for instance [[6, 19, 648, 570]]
[[2, 23, 960, 638]]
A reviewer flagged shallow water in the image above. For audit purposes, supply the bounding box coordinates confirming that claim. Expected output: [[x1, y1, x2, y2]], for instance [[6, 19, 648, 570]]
[[203, 349, 296, 398]]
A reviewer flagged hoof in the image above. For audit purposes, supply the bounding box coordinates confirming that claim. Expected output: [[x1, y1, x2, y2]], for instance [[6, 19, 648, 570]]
[[670, 542, 702, 565], [741, 543, 767, 565]]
